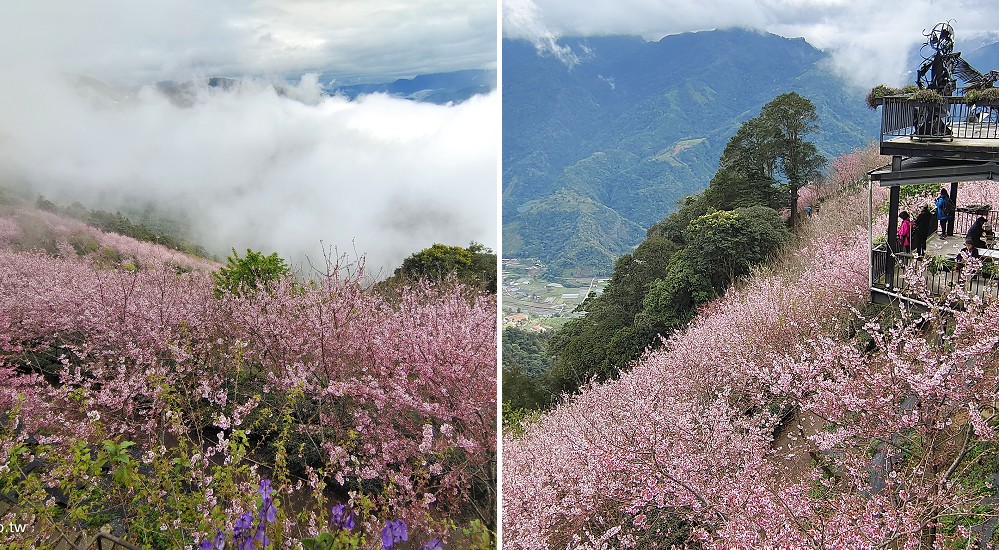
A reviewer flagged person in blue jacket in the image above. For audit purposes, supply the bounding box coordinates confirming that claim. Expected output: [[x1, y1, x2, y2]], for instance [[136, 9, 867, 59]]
[[934, 189, 953, 238]]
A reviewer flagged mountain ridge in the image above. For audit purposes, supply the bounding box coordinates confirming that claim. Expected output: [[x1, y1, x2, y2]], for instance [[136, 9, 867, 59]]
[[70, 68, 496, 107], [503, 29, 884, 275]]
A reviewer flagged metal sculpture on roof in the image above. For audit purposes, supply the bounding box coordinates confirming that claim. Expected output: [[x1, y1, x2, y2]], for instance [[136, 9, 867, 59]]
[[916, 21, 998, 95]]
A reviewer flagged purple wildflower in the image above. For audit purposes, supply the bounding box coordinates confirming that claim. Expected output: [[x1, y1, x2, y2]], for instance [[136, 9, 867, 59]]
[[253, 521, 270, 547], [330, 503, 356, 531], [199, 529, 225, 549], [258, 479, 273, 499], [259, 498, 277, 523], [233, 512, 254, 538], [421, 537, 443, 550], [256, 478, 277, 526], [232, 511, 255, 550], [381, 519, 408, 550], [390, 519, 408, 541]]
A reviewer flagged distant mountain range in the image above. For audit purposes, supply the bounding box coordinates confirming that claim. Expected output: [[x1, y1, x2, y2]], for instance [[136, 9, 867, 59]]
[[326, 69, 496, 103], [72, 69, 496, 107], [964, 40, 1000, 72], [502, 29, 997, 276]]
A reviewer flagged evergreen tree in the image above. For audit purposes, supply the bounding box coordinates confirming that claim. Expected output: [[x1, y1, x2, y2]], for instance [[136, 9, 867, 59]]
[[759, 92, 827, 226]]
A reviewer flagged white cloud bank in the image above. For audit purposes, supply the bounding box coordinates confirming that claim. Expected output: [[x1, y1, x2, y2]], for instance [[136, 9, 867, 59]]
[[503, 0, 998, 87], [0, 1, 497, 277], [0, 75, 498, 277]]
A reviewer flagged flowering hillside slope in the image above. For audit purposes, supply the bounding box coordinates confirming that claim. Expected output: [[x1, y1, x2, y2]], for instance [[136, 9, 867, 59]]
[[0, 206, 496, 548], [502, 151, 998, 549], [0, 206, 219, 272]]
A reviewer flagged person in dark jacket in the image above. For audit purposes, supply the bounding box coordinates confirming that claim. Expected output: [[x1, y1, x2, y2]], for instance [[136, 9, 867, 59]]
[[913, 205, 933, 258], [956, 239, 981, 276], [965, 216, 988, 249]]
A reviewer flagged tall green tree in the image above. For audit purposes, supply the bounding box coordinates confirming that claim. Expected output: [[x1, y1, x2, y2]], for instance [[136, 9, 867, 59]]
[[719, 116, 778, 182], [760, 92, 826, 226]]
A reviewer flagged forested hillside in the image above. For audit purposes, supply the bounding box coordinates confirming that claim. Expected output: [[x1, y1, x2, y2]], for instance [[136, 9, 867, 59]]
[[502, 143, 999, 548], [503, 28, 881, 275], [504, 92, 828, 407]]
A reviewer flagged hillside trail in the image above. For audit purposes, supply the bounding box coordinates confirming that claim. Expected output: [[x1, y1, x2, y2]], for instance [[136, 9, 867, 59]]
[[770, 409, 827, 482]]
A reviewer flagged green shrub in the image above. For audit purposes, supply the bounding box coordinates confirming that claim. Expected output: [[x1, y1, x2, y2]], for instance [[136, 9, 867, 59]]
[[213, 248, 290, 297]]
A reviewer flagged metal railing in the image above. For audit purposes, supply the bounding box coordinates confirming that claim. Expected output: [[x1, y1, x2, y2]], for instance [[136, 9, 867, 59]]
[[880, 95, 999, 143], [871, 246, 999, 303], [955, 208, 999, 240]]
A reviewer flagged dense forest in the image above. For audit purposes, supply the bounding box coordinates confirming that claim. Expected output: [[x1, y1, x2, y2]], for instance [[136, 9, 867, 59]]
[[504, 92, 826, 414]]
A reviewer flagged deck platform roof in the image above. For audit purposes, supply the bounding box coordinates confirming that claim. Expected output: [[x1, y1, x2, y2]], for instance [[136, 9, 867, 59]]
[[880, 136, 999, 162], [869, 157, 998, 186]]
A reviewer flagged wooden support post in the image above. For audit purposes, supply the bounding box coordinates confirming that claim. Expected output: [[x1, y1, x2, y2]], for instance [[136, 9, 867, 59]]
[[887, 185, 900, 289], [948, 181, 959, 236]]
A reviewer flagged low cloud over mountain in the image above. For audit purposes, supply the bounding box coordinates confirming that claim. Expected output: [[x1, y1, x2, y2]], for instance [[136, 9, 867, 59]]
[[0, 73, 498, 276]]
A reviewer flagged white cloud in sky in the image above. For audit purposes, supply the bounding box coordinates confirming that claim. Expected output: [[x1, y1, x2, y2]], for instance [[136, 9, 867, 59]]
[[0, 75, 498, 277], [503, 0, 998, 87], [0, 1, 498, 277], [0, 0, 496, 86]]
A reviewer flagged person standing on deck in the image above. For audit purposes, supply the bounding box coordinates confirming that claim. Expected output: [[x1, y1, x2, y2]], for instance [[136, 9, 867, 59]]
[[897, 211, 914, 253], [934, 189, 954, 238], [913, 205, 933, 258]]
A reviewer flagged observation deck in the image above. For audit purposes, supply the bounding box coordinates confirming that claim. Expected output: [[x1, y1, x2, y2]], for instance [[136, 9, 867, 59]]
[[877, 95, 998, 163], [868, 95, 999, 307]]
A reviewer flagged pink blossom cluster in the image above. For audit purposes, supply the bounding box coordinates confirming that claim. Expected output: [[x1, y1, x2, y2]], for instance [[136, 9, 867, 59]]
[[0, 207, 219, 271], [0, 235, 495, 537], [795, 143, 888, 216], [502, 231, 873, 548], [502, 149, 998, 548], [0, 216, 20, 241], [825, 143, 889, 191]]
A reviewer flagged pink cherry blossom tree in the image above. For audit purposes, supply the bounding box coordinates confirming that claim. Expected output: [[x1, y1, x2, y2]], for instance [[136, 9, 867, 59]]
[[502, 147, 998, 549]]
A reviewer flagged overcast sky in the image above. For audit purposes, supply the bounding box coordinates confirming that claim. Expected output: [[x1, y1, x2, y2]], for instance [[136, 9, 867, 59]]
[[504, 0, 999, 87], [1, 0, 496, 86], [0, 1, 497, 277]]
